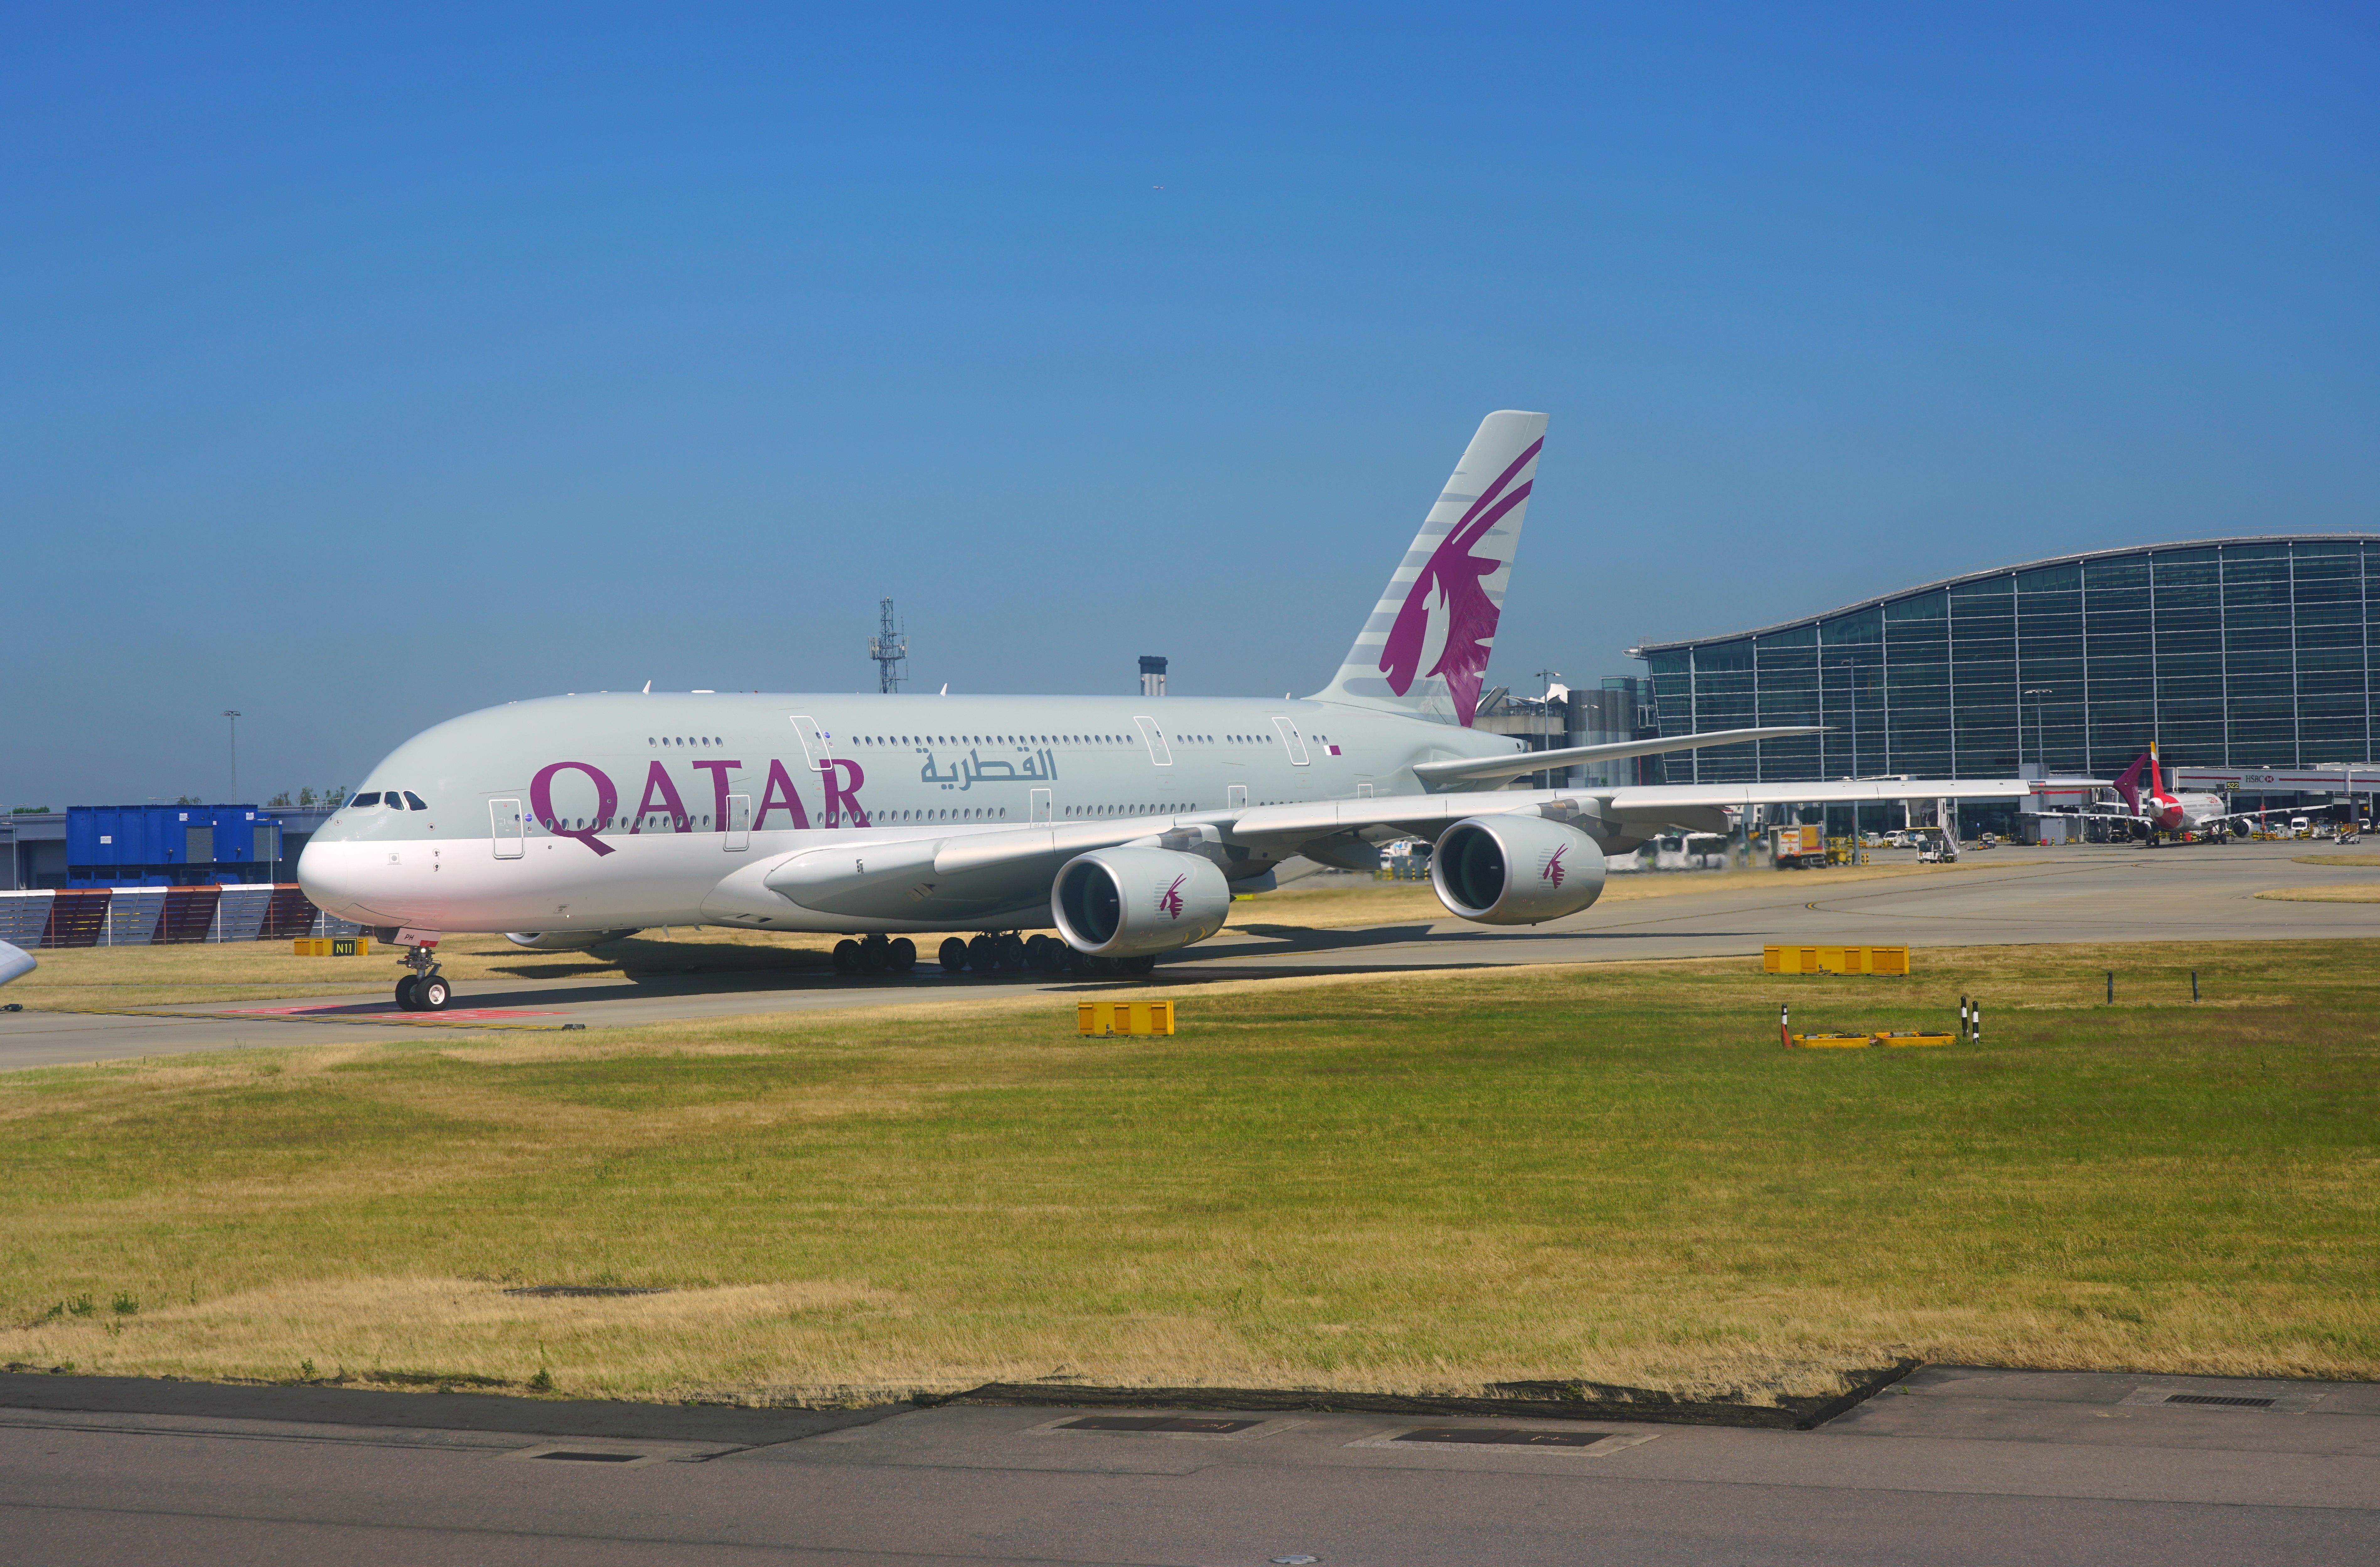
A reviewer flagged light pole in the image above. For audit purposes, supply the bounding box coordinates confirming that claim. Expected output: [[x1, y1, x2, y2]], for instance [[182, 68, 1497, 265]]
[[2023, 689, 2052, 775], [223, 711, 242, 803], [1825, 651, 1860, 777], [1823, 649, 1863, 840]]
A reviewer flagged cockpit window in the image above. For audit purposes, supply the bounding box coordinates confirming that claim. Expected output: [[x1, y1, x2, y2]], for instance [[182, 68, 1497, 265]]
[[350, 792, 382, 808], [403, 791, 429, 811]]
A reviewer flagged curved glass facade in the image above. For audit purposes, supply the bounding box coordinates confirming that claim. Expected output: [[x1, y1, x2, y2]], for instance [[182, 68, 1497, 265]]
[[1635, 537, 2380, 783]]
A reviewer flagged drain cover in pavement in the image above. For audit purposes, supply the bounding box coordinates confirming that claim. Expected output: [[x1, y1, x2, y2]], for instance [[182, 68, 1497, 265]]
[[1059, 1415, 1262, 1434], [1393, 1427, 1608, 1447], [534, 1451, 645, 1462], [2162, 1394, 2276, 1408]]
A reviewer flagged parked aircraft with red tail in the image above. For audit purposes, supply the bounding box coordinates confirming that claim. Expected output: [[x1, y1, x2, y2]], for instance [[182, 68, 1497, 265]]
[[2090, 745, 2278, 844]]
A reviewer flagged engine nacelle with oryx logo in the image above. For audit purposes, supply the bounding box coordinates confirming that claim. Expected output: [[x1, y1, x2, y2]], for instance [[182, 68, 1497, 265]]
[[1429, 815, 1607, 925], [1052, 848, 1231, 957]]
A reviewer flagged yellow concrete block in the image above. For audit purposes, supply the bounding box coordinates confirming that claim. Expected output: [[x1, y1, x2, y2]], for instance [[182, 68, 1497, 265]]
[[1876, 1031, 1953, 1047], [1764, 945, 1909, 975], [1077, 999, 1175, 1036], [1789, 1033, 1876, 1048]]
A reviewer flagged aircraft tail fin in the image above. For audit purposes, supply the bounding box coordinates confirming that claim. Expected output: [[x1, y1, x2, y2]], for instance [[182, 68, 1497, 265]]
[[1310, 410, 1548, 726], [2111, 750, 2150, 814]]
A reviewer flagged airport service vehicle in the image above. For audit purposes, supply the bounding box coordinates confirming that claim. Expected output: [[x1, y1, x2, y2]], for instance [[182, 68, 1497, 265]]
[[2089, 746, 2278, 845], [300, 411, 2045, 1010], [0, 940, 32, 988], [1772, 824, 1826, 869]]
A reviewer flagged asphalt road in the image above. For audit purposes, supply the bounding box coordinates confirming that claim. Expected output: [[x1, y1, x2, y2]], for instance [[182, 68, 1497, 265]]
[[5, 841, 2374, 1069], [2, 1365, 2371, 1565]]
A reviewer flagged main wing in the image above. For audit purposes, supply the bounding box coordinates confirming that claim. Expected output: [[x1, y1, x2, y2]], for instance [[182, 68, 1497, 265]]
[[731, 774, 2052, 924], [1223, 777, 2042, 845], [1409, 726, 1820, 787]]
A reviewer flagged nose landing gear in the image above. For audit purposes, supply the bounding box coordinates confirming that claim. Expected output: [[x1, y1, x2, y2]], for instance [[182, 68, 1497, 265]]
[[394, 943, 451, 1011]]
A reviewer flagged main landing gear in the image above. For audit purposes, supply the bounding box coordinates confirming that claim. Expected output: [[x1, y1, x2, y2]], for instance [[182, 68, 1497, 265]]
[[935, 933, 1155, 978], [830, 934, 918, 976], [394, 945, 451, 1011]]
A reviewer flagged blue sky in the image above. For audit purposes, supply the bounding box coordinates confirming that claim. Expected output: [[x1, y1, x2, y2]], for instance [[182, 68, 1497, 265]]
[[5, 3, 2375, 805]]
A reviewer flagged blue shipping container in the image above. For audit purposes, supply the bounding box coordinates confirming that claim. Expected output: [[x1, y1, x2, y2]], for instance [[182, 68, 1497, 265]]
[[66, 805, 276, 886]]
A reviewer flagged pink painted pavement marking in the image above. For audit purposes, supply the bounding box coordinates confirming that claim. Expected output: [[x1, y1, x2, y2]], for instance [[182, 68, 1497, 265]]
[[225, 1004, 571, 1020]]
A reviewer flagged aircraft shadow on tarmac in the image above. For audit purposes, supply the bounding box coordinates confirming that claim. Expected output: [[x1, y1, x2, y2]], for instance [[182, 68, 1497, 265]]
[[296, 920, 1784, 1016], [1213, 921, 1764, 953]]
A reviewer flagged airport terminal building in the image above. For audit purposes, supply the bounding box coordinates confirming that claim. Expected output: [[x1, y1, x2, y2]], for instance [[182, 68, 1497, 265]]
[[1632, 536, 2380, 785]]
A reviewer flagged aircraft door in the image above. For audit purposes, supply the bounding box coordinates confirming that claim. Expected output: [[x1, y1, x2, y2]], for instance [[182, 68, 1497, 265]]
[[1029, 787, 1052, 823], [788, 714, 831, 773], [1271, 717, 1310, 765], [1227, 784, 1248, 810], [490, 799, 525, 859], [1133, 716, 1173, 765], [724, 793, 751, 851]]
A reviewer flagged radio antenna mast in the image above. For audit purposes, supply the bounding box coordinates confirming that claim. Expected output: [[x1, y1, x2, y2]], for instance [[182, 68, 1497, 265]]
[[869, 597, 909, 693]]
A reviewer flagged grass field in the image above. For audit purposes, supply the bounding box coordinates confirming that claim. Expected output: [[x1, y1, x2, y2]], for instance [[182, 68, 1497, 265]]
[[3, 859, 1975, 1009], [2258, 885, 2380, 902], [3, 938, 2373, 1409]]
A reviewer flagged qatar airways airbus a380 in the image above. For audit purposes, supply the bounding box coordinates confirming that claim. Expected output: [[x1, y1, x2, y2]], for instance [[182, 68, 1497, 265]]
[[300, 412, 2040, 1010]]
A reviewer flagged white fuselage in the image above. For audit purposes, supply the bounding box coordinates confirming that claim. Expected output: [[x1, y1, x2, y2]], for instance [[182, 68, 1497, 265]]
[[298, 692, 1531, 936]]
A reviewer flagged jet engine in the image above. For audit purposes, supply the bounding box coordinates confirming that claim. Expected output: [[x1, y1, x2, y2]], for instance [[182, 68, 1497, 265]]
[[503, 929, 643, 951], [1052, 848, 1231, 957], [1429, 815, 1607, 925]]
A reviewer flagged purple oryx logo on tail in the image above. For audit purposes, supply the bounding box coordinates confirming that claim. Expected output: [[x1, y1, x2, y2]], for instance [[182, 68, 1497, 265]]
[[1378, 436, 1541, 727], [1541, 843, 1567, 888], [1157, 875, 1187, 920]]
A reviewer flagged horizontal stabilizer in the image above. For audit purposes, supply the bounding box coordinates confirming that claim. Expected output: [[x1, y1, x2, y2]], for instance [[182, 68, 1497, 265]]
[[1411, 726, 1824, 787]]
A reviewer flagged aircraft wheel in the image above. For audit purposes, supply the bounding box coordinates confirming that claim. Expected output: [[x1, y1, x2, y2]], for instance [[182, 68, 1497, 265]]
[[858, 937, 887, 975], [997, 933, 1028, 971], [966, 933, 995, 971], [832, 939, 860, 975], [417, 975, 452, 1011], [888, 937, 917, 974], [395, 975, 421, 1010], [1122, 954, 1157, 976], [938, 937, 970, 973]]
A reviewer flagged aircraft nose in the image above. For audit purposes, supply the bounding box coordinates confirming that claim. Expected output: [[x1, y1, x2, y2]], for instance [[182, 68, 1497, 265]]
[[297, 837, 384, 923]]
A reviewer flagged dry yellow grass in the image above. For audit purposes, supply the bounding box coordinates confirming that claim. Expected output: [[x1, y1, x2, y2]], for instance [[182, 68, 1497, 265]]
[[4, 941, 2372, 1408], [1236, 858, 1981, 930], [12, 862, 1971, 1007], [2292, 853, 2380, 867], [6, 925, 899, 1008], [2256, 885, 2380, 902]]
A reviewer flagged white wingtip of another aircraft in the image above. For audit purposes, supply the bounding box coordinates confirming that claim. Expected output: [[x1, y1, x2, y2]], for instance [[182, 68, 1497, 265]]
[[0, 940, 34, 988]]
